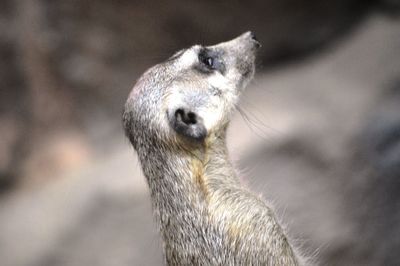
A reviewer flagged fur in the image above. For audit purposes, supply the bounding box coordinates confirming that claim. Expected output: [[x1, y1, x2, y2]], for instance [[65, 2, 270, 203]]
[[123, 32, 304, 265]]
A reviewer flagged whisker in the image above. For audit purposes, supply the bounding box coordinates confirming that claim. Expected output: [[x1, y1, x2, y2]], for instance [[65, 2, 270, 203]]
[[236, 106, 269, 141], [235, 103, 282, 143]]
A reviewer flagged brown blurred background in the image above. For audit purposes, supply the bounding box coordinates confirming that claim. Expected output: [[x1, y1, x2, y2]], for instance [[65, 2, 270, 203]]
[[1, 1, 400, 265]]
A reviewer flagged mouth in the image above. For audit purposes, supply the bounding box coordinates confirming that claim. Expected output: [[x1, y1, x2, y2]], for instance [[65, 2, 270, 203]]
[[238, 54, 256, 79], [237, 31, 262, 51], [243, 66, 255, 78], [249, 32, 262, 49]]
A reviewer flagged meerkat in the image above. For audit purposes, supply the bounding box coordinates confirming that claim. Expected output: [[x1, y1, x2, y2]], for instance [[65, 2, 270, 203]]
[[123, 32, 305, 265]]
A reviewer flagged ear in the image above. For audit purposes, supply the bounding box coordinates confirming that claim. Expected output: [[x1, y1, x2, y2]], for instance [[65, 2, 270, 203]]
[[168, 107, 207, 142]]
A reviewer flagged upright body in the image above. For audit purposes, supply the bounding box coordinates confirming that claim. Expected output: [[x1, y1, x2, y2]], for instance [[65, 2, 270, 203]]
[[123, 32, 304, 265]]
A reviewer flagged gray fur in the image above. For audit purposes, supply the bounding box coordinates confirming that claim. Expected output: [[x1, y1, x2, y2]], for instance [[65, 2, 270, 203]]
[[123, 32, 305, 265]]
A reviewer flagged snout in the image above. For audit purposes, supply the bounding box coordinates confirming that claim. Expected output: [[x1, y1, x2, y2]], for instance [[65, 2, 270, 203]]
[[214, 31, 261, 52], [216, 31, 259, 81], [233, 31, 261, 50], [245, 31, 262, 48]]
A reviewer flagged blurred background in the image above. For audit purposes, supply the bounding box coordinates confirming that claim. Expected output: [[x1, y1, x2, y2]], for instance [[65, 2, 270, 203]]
[[1, 0, 400, 265]]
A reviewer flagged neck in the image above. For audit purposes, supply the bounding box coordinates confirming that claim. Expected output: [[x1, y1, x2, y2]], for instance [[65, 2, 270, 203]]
[[141, 133, 236, 219], [137, 132, 302, 265], [138, 132, 236, 263]]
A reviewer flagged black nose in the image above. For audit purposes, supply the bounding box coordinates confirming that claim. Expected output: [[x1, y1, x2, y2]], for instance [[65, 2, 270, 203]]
[[249, 31, 261, 48]]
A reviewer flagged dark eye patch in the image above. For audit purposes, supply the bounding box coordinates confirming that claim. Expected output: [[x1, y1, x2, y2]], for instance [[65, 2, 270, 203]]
[[196, 48, 226, 74]]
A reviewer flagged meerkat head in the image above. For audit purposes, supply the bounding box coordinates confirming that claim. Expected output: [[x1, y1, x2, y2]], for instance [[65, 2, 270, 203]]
[[123, 32, 260, 149]]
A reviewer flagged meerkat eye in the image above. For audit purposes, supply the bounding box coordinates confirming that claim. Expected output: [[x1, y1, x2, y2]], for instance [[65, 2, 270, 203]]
[[197, 48, 225, 74], [199, 53, 215, 69], [203, 57, 214, 68]]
